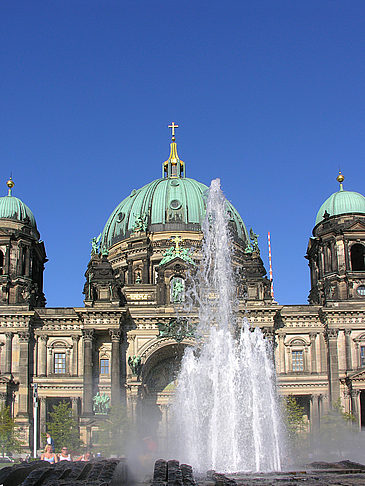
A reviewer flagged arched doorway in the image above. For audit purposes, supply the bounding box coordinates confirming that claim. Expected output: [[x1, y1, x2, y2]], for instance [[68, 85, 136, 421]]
[[140, 341, 191, 451]]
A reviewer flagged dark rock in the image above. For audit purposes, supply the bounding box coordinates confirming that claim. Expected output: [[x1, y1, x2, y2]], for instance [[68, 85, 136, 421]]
[[153, 459, 168, 482]]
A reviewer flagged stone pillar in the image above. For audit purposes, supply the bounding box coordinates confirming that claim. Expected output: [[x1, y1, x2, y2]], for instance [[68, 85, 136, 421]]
[[109, 329, 122, 407], [17, 331, 31, 417], [72, 336, 80, 376], [120, 334, 127, 402], [128, 261, 133, 284], [5, 332, 13, 374], [277, 333, 285, 374], [318, 332, 327, 373], [142, 259, 149, 284], [38, 335, 48, 377], [326, 329, 340, 405], [71, 397, 79, 419], [39, 397, 47, 447], [344, 330, 352, 371], [310, 333, 317, 373], [310, 394, 320, 432], [82, 330, 94, 415]]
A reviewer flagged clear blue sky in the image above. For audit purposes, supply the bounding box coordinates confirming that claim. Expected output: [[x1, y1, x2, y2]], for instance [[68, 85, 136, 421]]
[[1, 1, 364, 307]]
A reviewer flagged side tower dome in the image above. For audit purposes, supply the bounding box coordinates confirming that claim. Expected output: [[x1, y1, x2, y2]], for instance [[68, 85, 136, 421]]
[[84, 125, 272, 306], [0, 178, 47, 307], [306, 172, 365, 305]]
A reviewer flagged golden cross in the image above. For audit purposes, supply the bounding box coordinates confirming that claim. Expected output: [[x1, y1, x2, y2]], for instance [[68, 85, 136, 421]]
[[168, 122, 179, 137], [171, 235, 182, 253]]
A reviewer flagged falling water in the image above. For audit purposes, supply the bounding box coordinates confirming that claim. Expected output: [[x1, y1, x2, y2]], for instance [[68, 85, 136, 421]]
[[170, 179, 283, 473]]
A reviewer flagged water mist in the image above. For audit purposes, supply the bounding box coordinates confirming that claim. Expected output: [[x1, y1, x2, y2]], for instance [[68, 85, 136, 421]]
[[170, 179, 284, 473]]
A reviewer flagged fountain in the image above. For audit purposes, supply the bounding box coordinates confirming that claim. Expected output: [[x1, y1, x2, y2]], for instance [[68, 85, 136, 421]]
[[170, 179, 284, 473]]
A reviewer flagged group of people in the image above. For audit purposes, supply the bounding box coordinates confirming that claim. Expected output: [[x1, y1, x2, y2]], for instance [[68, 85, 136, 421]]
[[40, 434, 92, 464]]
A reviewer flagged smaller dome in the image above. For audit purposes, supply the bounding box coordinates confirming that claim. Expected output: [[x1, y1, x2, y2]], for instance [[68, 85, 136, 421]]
[[0, 195, 37, 229], [315, 190, 365, 226]]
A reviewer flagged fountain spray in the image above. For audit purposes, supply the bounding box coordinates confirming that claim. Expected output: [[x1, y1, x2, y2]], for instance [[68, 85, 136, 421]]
[[170, 179, 284, 473]]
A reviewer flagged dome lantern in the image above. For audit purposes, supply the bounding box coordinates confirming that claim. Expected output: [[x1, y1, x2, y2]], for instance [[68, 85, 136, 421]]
[[163, 122, 185, 178]]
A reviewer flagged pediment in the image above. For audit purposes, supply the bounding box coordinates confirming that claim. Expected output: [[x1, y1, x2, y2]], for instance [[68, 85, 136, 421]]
[[159, 256, 188, 269], [347, 369, 365, 381], [345, 221, 365, 232]]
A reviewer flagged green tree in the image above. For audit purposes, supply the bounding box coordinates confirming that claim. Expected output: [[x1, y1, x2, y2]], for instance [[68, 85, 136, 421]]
[[0, 404, 23, 456], [283, 395, 307, 442], [96, 406, 130, 457], [45, 401, 81, 453]]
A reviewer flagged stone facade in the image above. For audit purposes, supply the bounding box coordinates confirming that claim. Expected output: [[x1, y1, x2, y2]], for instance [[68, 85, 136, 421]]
[[0, 160, 364, 452]]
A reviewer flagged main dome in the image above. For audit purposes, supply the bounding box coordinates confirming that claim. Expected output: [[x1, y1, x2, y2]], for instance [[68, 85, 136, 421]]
[[100, 133, 249, 250]]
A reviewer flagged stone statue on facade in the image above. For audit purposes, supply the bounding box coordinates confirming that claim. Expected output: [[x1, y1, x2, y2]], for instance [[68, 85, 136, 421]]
[[92, 392, 110, 414], [171, 278, 184, 303], [128, 355, 142, 378], [249, 228, 259, 251], [91, 234, 101, 256], [132, 213, 147, 233]]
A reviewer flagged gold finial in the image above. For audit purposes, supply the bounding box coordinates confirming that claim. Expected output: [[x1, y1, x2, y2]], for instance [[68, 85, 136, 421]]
[[337, 171, 344, 191], [6, 177, 14, 196], [168, 122, 179, 141]]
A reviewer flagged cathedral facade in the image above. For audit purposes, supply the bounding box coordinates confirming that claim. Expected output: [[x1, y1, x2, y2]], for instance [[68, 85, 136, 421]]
[[0, 129, 365, 450]]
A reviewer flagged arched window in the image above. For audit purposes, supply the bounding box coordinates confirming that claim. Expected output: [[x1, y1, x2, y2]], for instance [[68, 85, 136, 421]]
[[0, 250, 4, 275], [351, 244, 365, 271]]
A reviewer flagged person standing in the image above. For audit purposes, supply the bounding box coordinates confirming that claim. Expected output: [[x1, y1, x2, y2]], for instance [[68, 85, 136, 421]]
[[46, 432, 55, 452]]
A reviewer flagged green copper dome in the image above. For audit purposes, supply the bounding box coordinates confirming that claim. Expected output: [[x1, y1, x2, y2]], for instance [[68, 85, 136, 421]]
[[100, 131, 249, 249], [0, 195, 37, 229], [100, 177, 249, 249], [315, 190, 365, 226]]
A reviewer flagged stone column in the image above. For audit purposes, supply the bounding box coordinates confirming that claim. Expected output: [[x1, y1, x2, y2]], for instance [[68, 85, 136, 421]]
[[277, 333, 285, 374], [120, 333, 127, 402], [82, 330, 94, 415], [71, 397, 79, 420], [310, 333, 317, 373], [17, 331, 31, 417], [4, 332, 13, 374], [72, 336, 80, 376], [310, 394, 320, 432], [128, 261, 133, 284], [142, 259, 149, 284], [319, 332, 327, 373], [109, 329, 122, 406], [326, 329, 340, 405], [38, 335, 48, 377], [39, 397, 47, 447], [344, 330, 352, 371]]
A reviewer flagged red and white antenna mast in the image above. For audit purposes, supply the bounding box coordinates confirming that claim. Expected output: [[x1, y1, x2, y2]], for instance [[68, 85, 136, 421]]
[[268, 231, 274, 299]]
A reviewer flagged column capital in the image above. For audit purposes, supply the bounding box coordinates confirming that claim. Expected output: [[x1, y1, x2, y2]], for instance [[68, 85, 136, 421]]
[[82, 329, 94, 342], [71, 396, 79, 403], [325, 328, 339, 341], [72, 335, 80, 343], [5, 332, 13, 339], [109, 329, 122, 342], [344, 329, 352, 336], [18, 331, 31, 342], [309, 332, 317, 340], [39, 334, 48, 342]]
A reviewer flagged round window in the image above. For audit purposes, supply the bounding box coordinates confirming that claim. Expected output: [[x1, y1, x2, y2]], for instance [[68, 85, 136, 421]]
[[170, 180, 179, 186], [357, 285, 365, 296], [170, 199, 182, 210], [116, 212, 125, 223]]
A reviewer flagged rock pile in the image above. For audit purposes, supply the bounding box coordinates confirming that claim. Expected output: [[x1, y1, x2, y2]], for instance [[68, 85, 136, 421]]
[[0, 458, 127, 486]]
